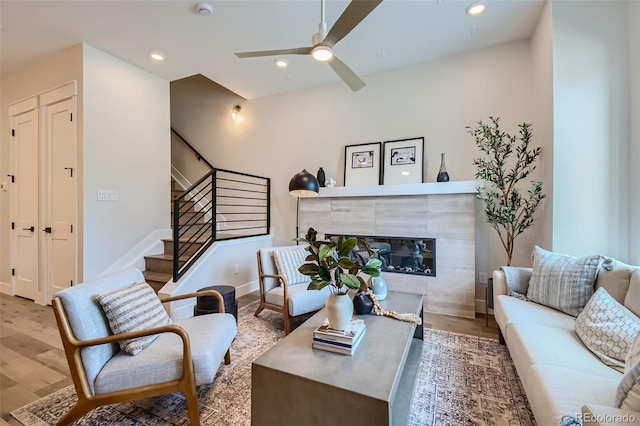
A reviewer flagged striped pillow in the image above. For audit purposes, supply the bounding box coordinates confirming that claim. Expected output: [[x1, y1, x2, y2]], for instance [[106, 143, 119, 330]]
[[273, 247, 311, 286], [95, 281, 171, 355], [526, 246, 602, 317]]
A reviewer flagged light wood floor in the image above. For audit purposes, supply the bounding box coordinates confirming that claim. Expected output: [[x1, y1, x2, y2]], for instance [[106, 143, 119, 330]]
[[0, 291, 498, 425]]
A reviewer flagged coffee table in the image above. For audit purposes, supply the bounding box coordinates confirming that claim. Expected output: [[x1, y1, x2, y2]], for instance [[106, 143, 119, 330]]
[[251, 291, 424, 426]]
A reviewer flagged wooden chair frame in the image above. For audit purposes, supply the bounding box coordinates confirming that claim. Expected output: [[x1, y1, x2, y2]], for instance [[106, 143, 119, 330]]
[[52, 290, 230, 426], [255, 250, 297, 335]]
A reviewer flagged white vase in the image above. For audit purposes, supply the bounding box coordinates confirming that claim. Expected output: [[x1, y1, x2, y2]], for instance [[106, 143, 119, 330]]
[[325, 293, 353, 331], [371, 276, 388, 300]]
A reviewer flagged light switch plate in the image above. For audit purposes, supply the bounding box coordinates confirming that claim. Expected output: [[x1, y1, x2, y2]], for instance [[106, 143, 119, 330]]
[[97, 189, 119, 201]]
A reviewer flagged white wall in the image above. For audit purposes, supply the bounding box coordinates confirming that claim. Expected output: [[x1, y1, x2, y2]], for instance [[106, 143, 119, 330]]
[[82, 44, 171, 279], [171, 40, 539, 305], [0, 44, 84, 287], [530, 0, 555, 254], [629, 1, 640, 265], [552, 1, 633, 261]]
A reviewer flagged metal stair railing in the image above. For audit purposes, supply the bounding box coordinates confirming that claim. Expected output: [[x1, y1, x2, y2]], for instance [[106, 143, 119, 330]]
[[171, 129, 270, 282]]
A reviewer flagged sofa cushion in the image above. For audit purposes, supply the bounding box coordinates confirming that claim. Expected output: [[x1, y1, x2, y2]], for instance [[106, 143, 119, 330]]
[[595, 259, 638, 305], [575, 288, 640, 371], [272, 246, 310, 286], [526, 246, 603, 317], [507, 321, 623, 380], [625, 270, 640, 317], [265, 284, 331, 317], [525, 364, 621, 426], [95, 282, 172, 355]]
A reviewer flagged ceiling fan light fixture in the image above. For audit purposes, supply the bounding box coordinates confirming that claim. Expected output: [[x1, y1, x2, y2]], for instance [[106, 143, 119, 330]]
[[311, 45, 333, 62], [466, 2, 486, 16]]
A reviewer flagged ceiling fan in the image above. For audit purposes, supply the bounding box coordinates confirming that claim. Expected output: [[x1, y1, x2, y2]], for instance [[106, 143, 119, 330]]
[[234, 0, 383, 92]]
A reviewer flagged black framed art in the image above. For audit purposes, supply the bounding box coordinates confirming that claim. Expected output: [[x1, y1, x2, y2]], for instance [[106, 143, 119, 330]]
[[382, 137, 424, 184], [344, 142, 382, 186]]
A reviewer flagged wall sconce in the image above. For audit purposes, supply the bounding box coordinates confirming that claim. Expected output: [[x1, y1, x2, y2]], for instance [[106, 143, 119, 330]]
[[231, 105, 242, 121]]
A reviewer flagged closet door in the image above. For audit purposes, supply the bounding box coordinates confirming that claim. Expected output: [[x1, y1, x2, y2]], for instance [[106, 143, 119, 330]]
[[43, 97, 77, 299], [9, 101, 40, 300]]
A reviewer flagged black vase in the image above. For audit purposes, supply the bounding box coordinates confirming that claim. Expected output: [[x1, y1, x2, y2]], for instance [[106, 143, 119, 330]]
[[317, 167, 326, 187], [353, 292, 373, 315], [437, 153, 450, 182]]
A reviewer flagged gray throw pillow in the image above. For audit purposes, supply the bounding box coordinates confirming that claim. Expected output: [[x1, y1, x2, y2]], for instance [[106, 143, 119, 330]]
[[95, 282, 172, 355], [526, 246, 602, 317]]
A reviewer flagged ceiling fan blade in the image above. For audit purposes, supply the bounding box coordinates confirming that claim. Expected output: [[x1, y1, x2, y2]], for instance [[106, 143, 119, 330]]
[[328, 56, 366, 92], [235, 47, 313, 58], [323, 0, 383, 48]]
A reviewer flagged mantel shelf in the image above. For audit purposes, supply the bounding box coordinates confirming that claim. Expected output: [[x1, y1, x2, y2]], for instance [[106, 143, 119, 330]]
[[315, 180, 481, 198]]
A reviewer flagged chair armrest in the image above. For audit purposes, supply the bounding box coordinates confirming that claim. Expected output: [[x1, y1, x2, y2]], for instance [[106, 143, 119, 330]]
[[581, 404, 640, 425], [493, 270, 509, 302], [161, 289, 227, 313], [260, 273, 287, 287], [73, 323, 190, 349]]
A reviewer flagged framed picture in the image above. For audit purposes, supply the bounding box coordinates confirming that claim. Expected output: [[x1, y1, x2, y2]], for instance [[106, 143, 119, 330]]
[[382, 137, 424, 184], [344, 142, 382, 186]]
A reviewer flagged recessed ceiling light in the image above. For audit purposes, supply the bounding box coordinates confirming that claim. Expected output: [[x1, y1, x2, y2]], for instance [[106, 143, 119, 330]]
[[149, 51, 165, 62], [274, 58, 289, 69], [466, 2, 486, 15]]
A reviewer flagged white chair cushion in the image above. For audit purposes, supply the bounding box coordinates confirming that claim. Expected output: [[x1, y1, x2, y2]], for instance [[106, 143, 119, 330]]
[[265, 284, 331, 317], [54, 268, 146, 394], [94, 313, 237, 394]]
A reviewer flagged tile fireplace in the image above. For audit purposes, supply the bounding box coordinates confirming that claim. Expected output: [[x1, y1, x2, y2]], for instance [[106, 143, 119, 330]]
[[298, 181, 479, 319]]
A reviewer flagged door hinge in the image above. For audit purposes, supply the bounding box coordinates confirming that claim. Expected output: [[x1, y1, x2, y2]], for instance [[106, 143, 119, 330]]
[[70, 112, 73, 122], [11, 222, 15, 230], [70, 224, 73, 233], [70, 280, 73, 286], [11, 269, 15, 276], [12, 129, 15, 137]]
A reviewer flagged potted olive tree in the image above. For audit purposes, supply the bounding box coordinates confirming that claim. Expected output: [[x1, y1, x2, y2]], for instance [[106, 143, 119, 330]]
[[297, 228, 381, 330], [469, 116, 546, 266]]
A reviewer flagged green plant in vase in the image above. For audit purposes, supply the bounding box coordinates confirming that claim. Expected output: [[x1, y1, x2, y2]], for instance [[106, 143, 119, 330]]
[[296, 227, 382, 329]]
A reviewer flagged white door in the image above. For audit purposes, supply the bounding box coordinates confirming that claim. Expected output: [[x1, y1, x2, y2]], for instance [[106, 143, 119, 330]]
[[10, 106, 40, 300], [44, 97, 77, 299]]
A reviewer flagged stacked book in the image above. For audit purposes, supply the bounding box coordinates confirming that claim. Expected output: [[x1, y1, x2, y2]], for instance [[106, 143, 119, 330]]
[[312, 319, 366, 356]]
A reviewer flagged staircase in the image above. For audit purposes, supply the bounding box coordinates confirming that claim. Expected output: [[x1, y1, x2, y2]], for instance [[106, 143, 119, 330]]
[[142, 179, 208, 293]]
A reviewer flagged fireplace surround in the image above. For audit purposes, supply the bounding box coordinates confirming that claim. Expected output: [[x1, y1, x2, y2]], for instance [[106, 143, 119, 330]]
[[298, 181, 479, 319]]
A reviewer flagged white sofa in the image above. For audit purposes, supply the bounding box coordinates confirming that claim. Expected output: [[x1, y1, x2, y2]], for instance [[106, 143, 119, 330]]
[[493, 263, 640, 426]]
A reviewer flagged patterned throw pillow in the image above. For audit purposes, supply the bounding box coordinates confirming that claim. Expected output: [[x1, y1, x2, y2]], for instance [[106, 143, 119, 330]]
[[272, 247, 311, 286], [616, 332, 640, 411], [526, 246, 602, 317], [94, 281, 172, 355], [575, 288, 640, 371]]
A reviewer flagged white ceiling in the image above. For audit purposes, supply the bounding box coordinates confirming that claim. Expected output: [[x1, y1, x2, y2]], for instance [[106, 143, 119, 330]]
[[1, 0, 545, 100]]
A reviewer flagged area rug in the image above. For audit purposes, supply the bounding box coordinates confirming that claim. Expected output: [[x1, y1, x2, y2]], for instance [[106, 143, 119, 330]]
[[12, 302, 534, 425]]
